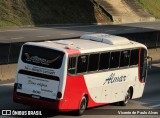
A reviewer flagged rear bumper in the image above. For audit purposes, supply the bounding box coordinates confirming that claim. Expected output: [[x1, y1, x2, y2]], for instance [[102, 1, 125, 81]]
[[13, 92, 61, 110]]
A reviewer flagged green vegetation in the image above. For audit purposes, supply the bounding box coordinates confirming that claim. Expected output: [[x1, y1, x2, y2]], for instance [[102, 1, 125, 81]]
[[0, 0, 33, 27], [136, 0, 160, 19], [0, 0, 110, 27]]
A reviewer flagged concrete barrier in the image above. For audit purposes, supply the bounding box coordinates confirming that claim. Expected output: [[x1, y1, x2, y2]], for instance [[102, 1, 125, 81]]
[[148, 48, 160, 63], [0, 64, 17, 82], [93, 0, 155, 23]]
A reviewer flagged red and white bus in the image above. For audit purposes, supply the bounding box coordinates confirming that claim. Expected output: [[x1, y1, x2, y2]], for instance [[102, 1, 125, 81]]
[[13, 33, 151, 115]]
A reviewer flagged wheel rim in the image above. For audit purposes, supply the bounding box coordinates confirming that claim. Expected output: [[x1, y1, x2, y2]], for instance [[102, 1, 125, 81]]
[[79, 98, 87, 113], [124, 90, 131, 104]]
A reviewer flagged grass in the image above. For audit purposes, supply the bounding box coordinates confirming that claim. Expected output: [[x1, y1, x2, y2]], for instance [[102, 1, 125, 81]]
[[1, 0, 158, 28], [136, 0, 160, 19], [0, 0, 33, 27], [0, 0, 110, 28]]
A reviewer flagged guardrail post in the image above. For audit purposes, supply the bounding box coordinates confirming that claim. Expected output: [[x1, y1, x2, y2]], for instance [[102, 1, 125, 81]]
[[7, 43, 11, 64], [156, 32, 159, 50]]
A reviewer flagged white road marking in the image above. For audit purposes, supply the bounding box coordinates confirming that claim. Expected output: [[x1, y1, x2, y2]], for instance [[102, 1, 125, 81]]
[[140, 102, 148, 105], [150, 104, 160, 108], [152, 63, 160, 67], [144, 27, 154, 29], [84, 32, 95, 34], [61, 33, 75, 35], [0, 28, 38, 33], [124, 28, 136, 31], [55, 24, 96, 29], [0, 83, 14, 87], [105, 30, 116, 32], [10, 37, 24, 40], [36, 35, 50, 38]]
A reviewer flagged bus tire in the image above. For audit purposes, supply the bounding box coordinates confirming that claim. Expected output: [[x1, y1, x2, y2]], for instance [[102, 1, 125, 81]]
[[119, 88, 131, 106], [76, 96, 87, 115]]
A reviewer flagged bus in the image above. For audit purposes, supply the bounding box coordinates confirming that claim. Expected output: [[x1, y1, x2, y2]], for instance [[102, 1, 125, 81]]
[[13, 33, 151, 115]]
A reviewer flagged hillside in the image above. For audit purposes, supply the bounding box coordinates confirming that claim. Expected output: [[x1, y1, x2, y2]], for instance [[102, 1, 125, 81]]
[[0, 0, 111, 27], [136, 0, 160, 19]]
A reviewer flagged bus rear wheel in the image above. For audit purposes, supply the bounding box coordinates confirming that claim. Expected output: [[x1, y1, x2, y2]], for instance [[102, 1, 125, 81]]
[[76, 96, 87, 115], [119, 89, 131, 106]]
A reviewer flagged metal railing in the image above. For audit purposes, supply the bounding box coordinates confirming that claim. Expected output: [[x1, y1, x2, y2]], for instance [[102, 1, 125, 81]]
[[0, 31, 160, 65]]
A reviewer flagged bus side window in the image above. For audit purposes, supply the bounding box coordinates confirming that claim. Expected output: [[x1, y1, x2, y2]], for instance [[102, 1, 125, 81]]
[[77, 55, 88, 73], [68, 57, 77, 74], [99, 52, 110, 70], [110, 51, 120, 68], [130, 49, 139, 66], [120, 50, 130, 67], [88, 53, 99, 72]]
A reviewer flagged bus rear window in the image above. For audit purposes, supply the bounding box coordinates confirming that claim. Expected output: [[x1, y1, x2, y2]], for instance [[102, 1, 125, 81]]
[[21, 45, 64, 69]]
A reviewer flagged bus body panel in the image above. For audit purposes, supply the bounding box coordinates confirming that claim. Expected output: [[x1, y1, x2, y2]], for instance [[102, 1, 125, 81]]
[[13, 34, 149, 112], [13, 92, 61, 109], [13, 44, 68, 108], [15, 59, 67, 99], [62, 75, 106, 110], [17, 73, 59, 100], [84, 67, 139, 103]]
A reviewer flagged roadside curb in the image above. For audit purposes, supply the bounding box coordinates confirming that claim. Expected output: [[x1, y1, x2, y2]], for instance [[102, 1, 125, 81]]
[[0, 23, 109, 30]]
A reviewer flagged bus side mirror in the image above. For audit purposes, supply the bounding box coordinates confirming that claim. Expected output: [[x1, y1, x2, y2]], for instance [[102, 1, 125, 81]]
[[147, 56, 152, 69]]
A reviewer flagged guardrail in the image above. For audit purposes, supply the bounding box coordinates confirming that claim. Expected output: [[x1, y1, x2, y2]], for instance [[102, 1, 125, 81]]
[[118, 31, 160, 49], [0, 43, 22, 64], [0, 31, 160, 65]]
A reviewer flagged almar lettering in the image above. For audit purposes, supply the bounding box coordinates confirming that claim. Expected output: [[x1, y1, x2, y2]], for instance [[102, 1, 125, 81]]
[[103, 73, 126, 85]]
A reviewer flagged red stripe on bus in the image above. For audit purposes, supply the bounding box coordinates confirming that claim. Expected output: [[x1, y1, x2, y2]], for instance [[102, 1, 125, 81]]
[[65, 49, 80, 56], [62, 75, 108, 110]]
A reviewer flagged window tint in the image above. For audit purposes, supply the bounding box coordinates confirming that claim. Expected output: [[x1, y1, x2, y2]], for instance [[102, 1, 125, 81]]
[[68, 57, 77, 74], [140, 49, 147, 67], [99, 52, 110, 70], [140, 48, 147, 82], [88, 54, 99, 71], [77, 55, 88, 73], [120, 50, 130, 67], [130, 49, 139, 66], [110, 52, 120, 68], [22, 45, 64, 69]]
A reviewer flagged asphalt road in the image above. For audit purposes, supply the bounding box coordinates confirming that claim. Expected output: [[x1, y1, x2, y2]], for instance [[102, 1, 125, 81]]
[[0, 21, 160, 43], [0, 63, 160, 118]]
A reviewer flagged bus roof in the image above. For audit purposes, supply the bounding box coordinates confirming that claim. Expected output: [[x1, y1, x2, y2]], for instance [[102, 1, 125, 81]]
[[80, 33, 130, 45], [25, 34, 147, 54]]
